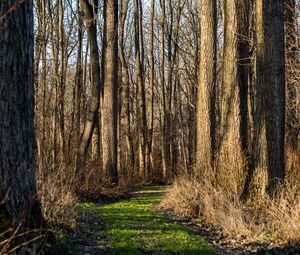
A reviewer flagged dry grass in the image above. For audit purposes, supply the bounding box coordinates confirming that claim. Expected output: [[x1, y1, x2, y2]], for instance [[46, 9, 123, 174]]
[[37, 166, 77, 229], [160, 156, 300, 244]]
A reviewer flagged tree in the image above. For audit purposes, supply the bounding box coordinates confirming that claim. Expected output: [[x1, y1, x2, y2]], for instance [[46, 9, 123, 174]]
[[76, 0, 101, 175], [119, 0, 134, 174], [134, 0, 147, 176], [148, 0, 155, 176], [160, 0, 169, 179], [195, 0, 217, 175], [102, 0, 119, 184], [0, 0, 42, 226], [243, 0, 285, 197], [219, 0, 249, 181]]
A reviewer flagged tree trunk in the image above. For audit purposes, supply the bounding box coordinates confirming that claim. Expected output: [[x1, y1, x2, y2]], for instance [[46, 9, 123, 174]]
[[134, 0, 147, 176], [195, 0, 217, 175], [243, 0, 285, 198], [101, 0, 119, 184], [75, 0, 83, 157], [77, 0, 101, 178], [219, 0, 249, 187], [160, 0, 169, 180], [148, 0, 155, 177], [0, 0, 42, 227], [119, 0, 134, 174]]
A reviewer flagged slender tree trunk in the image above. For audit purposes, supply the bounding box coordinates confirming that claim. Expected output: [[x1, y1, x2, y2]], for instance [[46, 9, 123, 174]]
[[0, 0, 42, 227], [77, 0, 101, 178], [58, 0, 66, 159], [75, 0, 83, 157], [166, 0, 174, 177], [195, 0, 217, 175], [134, 0, 147, 176], [148, 0, 155, 177], [138, 1, 149, 179], [160, 0, 169, 180], [119, 0, 134, 174], [102, 0, 119, 184]]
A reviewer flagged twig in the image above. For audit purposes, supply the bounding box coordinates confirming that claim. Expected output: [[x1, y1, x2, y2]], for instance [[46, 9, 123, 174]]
[[0, 0, 27, 23]]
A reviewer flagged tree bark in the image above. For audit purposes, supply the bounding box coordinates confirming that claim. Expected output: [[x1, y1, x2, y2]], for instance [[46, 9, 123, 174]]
[[119, 0, 135, 174], [0, 0, 42, 226], [195, 0, 217, 175], [148, 0, 155, 177], [243, 0, 285, 197], [134, 0, 147, 176], [219, 0, 249, 184], [102, 0, 119, 184], [77, 0, 101, 178], [160, 0, 169, 180]]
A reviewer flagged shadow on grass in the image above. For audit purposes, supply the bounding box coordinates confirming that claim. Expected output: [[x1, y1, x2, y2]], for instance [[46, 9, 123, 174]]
[[105, 247, 214, 255]]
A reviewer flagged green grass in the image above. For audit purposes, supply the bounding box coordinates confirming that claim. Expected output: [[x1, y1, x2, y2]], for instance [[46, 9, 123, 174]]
[[77, 186, 216, 255]]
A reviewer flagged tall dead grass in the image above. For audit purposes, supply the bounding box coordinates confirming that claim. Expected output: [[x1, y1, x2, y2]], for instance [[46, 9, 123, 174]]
[[160, 153, 300, 244], [36, 160, 78, 228]]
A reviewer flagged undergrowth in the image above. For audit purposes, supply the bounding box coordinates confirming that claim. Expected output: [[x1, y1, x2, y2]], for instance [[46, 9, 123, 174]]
[[160, 169, 300, 245]]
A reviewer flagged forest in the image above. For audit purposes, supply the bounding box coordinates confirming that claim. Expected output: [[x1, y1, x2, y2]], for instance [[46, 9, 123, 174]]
[[0, 0, 299, 254]]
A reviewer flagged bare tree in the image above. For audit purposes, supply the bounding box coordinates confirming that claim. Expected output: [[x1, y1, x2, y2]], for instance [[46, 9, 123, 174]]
[[134, 0, 147, 176], [76, 0, 101, 176], [148, 0, 155, 176], [102, 0, 119, 184]]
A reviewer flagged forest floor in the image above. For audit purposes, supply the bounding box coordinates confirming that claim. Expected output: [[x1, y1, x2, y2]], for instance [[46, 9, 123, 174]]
[[65, 186, 299, 255], [66, 186, 216, 255]]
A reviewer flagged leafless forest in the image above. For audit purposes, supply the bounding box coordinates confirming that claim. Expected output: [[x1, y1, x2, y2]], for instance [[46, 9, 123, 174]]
[[0, 0, 300, 254]]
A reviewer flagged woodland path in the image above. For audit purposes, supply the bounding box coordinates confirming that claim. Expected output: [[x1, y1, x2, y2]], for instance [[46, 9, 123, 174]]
[[67, 186, 216, 255]]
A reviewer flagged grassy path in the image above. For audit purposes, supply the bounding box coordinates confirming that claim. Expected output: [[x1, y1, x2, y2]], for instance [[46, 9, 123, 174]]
[[73, 186, 216, 255]]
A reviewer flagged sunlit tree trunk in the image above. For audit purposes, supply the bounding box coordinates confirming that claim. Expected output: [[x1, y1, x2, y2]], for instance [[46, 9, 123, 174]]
[[195, 0, 217, 175], [219, 0, 249, 186], [102, 0, 119, 184]]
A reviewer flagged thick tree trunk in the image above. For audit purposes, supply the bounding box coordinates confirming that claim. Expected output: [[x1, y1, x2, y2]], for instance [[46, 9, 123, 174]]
[[219, 0, 249, 186], [102, 0, 119, 184], [195, 0, 217, 175], [0, 0, 42, 226], [243, 0, 285, 197]]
